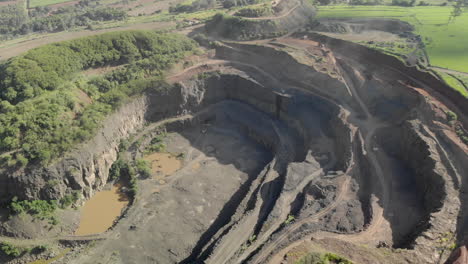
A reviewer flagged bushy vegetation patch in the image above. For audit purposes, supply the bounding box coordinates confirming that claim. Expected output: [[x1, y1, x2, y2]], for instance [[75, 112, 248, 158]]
[[170, 0, 216, 13], [135, 159, 152, 179], [0, 242, 26, 258], [455, 124, 468, 145], [295, 252, 353, 264], [234, 4, 273, 17], [59, 191, 81, 209], [144, 132, 167, 153], [109, 159, 138, 199], [10, 198, 59, 224], [0, 30, 196, 167]]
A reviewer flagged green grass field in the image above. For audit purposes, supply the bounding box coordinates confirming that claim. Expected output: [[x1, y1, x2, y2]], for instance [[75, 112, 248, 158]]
[[439, 72, 468, 97], [317, 6, 468, 74], [29, 0, 76, 8]]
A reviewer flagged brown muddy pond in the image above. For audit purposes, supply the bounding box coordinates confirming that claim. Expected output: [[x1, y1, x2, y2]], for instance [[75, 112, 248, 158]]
[[144, 153, 182, 178], [75, 184, 129, 236]]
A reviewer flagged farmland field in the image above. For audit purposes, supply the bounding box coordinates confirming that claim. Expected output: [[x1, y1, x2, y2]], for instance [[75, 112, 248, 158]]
[[29, 0, 77, 7], [439, 72, 468, 97], [317, 5, 468, 74]]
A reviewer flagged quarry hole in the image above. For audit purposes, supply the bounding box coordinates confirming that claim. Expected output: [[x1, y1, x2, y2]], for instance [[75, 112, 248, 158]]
[[75, 78, 441, 261]]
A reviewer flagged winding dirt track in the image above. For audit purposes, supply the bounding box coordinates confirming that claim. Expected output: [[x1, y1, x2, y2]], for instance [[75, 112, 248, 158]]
[[170, 41, 392, 264], [252, 175, 352, 264], [262, 37, 468, 262], [246, 43, 391, 263]]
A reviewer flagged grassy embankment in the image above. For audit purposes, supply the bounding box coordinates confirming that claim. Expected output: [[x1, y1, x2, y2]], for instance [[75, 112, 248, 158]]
[[317, 5, 468, 96]]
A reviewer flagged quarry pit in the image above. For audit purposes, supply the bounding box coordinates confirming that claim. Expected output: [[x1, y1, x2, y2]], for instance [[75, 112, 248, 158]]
[[54, 34, 468, 264], [0, 2, 467, 263]]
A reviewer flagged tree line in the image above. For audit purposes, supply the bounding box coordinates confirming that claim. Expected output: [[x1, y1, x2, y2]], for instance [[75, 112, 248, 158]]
[[0, 0, 126, 39]]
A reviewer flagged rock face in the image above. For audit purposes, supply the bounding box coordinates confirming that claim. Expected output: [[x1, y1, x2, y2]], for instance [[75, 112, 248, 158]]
[[1, 24, 468, 264], [0, 96, 149, 202]]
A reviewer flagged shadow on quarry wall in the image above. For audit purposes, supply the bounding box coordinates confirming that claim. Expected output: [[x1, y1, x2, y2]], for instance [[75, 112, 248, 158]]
[[145, 72, 343, 262], [377, 123, 446, 248]]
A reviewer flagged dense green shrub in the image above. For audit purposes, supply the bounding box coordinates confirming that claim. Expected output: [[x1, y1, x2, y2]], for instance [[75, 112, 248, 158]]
[[109, 158, 127, 181], [136, 159, 152, 179], [10, 198, 58, 223], [59, 191, 81, 208], [145, 133, 167, 153], [455, 125, 468, 145], [108, 159, 138, 199], [0, 242, 24, 257], [446, 110, 458, 122], [0, 31, 196, 166]]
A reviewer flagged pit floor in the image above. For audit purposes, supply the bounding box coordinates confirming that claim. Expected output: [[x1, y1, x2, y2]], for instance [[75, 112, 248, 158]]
[[68, 120, 272, 264]]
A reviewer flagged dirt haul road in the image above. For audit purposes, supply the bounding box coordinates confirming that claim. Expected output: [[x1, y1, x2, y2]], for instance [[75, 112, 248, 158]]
[[246, 39, 392, 263]]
